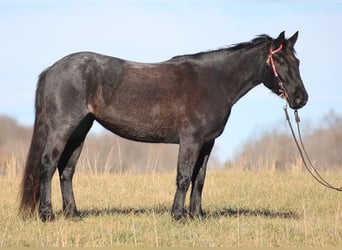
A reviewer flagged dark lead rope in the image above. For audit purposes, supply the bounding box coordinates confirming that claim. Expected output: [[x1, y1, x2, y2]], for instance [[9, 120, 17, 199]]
[[268, 42, 341, 192], [283, 105, 342, 192]]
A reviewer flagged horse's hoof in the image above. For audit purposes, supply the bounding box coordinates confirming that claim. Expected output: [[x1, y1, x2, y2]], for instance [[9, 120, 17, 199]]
[[172, 213, 183, 221], [64, 208, 81, 217], [171, 208, 188, 220], [40, 212, 55, 222], [65, 210, 82, 220], [189, 209, 206, 220]]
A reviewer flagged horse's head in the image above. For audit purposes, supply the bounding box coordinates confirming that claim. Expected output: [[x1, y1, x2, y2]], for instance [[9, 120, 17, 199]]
[[262, 31, 308, 109]]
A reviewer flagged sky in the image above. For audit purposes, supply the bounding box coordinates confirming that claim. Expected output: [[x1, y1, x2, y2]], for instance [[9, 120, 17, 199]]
[[0, 0, 342, 162]]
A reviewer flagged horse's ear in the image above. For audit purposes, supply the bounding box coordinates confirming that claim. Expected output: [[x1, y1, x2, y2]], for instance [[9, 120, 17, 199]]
[[273, 31, 285, 49], [287, 31, 299, 48]]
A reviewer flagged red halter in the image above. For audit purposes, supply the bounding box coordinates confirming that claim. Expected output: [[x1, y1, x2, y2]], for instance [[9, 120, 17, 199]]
[[268, 43, 283, 78], [268, 43, 288, 99]]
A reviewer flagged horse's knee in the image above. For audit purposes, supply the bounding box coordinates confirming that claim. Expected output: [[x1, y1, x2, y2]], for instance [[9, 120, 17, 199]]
[[194, 173, 205, 188], [40, 155, 56, 182], [59, 167, 75, 181], [177, 175, 191, 191]]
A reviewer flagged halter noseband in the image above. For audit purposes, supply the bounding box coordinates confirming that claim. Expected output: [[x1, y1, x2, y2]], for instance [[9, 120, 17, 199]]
[[267, 43, 288, 99]]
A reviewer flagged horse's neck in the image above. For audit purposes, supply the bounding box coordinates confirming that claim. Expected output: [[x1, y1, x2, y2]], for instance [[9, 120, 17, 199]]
[[208, 46, 267, 105]]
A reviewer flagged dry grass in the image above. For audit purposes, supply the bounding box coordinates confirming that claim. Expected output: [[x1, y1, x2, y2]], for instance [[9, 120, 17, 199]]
[[0, 157, 341, 247]]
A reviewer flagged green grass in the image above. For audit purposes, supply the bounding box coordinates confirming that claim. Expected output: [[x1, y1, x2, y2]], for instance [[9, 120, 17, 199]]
[[0, 169, 341, 247]]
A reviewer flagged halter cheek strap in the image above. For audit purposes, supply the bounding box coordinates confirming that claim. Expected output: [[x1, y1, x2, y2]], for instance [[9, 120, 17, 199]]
[[267, 43, 288, 99], [268, 43, 283, 78]]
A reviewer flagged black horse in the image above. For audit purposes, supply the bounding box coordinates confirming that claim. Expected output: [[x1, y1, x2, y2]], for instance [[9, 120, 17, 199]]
[[20, 31, 308, 221]]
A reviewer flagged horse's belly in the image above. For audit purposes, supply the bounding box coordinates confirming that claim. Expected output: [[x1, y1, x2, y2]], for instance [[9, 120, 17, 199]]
[[96, 117, 179, 144]]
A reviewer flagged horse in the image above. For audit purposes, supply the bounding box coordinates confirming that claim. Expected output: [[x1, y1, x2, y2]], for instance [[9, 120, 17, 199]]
[[19, 31, 308, 221]]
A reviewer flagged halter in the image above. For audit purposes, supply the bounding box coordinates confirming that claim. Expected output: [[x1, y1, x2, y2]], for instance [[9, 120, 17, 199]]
[[268, 43, 283, 78], [267, 43, 288, 99]]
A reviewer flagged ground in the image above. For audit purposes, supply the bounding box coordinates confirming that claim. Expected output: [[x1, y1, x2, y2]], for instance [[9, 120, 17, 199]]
[[0, 168, 341, 247]]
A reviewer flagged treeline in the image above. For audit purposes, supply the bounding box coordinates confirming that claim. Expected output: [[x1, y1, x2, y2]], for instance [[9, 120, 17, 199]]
[[0, 111, 341, 175], [0, 115, 178, 174], [231, 110, 342, 171], [78, 131, 178, 173]]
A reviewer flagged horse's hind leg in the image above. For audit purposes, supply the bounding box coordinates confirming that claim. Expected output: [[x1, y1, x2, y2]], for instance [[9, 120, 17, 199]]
[[58, 144, 83, 218], [58, 114, 94, 218], [39, 135, 67, 221], [39, 114, 93, 221]]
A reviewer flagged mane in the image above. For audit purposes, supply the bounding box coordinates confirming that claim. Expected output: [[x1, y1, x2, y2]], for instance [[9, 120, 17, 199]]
[[227, 34, 272, 51], [171, 34, 273, 60]]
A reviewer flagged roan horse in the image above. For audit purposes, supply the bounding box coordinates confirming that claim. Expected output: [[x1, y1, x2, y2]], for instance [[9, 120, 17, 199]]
[[20, 31, 308, 221]]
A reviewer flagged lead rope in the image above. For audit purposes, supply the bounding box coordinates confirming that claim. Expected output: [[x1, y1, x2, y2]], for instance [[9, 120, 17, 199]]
[[269, 43, 341, 191], [283, 104, 342, 191]]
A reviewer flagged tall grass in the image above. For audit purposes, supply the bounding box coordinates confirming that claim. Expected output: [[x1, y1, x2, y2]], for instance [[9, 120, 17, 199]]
[[0, 154, 341, 247]]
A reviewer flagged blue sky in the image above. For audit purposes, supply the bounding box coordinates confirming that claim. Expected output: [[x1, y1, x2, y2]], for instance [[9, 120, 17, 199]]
[[1, 0, 341, 162]]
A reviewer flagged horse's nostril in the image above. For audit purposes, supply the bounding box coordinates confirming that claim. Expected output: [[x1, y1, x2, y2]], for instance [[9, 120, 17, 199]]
[[292, 93, 308, 109], [295, 97, 302, 105]]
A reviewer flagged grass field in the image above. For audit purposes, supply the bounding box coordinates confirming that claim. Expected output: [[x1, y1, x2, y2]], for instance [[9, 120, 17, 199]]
[[0, 163, 341, 247]]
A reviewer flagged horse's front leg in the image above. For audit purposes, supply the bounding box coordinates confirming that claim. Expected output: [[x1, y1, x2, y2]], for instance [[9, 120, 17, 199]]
[[189, 139, 215, 218], [172, 139, 202, 220]]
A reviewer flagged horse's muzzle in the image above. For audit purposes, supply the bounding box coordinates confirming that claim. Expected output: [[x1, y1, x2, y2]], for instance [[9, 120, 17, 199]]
[[289, 90, 308, 109]]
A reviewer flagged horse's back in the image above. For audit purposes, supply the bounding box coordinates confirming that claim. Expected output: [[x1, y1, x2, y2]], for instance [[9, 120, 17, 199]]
[[37, 51, 224, 144]]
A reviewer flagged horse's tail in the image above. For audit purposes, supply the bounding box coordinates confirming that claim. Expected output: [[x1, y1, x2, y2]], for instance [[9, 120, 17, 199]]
[[19, 69, 49, 218]]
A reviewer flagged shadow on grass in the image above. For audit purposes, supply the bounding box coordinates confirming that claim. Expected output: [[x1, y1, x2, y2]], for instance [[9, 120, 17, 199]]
[[206, 207, 300, 220], [78, 205, 170, 218], [75, 205, 299, 220]]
